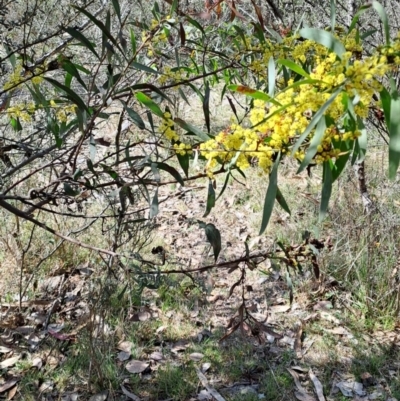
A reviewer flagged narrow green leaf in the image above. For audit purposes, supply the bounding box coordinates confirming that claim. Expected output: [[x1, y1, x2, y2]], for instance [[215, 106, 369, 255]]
[[216, 172, 231, 201], [44, 77, 89, 112], [65, 27, 100, 59], [277, 59, 311, 78], [120, 100, 145, 129], [73, 6, 125, 56], [372, 1, 390, 45], [356, 117, 367, 162], [228, 85, 282, 106], [389, 94, 400, 179], [205, 223, 221, 261], [174, 118, 210, 141], [149, 162, 184, 186], [186, 16, 205, 35], [171, 0, 178, 15], [61, 60, 87, 90], [330, 0, 336, 31], [268, 57, 275, 97], [299, 28, 345, 58], [149, 188, 159, 218], [3, 43, 16, 68], [130, 29, 137, 55], [380, 86, 391, 124], [131, 61, 160, 75], [136, 92, 164, 118], [260, 154, 280, 235], [319, 161, 333, 222], [291, 87, 342, 156], [276, 187, 291, 214], [203, 180, 216, 217], [176, 152, 190, 178], [332, 140, 353, 182], [10, 117, 22, 131], [348, 4, 371, 34], [298, 116, 327, 173], [111, 0, 121, 22], [203, 82, 211, 134], [360, 29, 377, 40]]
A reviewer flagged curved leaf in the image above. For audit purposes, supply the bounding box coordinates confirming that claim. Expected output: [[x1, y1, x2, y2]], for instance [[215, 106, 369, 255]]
[[299, 28, 345, 58], [136, 92, 164, 118], [203, 179, 216, 217], [205, 223, 221, 261], [277, 59, 311, 79], [260, 154, 280, 235]]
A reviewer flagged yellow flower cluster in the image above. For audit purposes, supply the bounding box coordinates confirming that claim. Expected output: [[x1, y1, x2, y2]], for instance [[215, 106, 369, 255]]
[[197, 31, 397, 174], [159, 112, 179, 141], [158, 66, 186, 86], [3, 62, 43, 92], [49, 100, 77, 123], [173, 142, 192, 156], [7, 102, 36, 122]]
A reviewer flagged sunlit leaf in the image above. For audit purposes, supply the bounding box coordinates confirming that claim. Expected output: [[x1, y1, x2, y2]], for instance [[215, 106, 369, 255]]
[[299, 28, 345, 58], [228, 85, 282, 106], [277, 59, 311, 78], [136, 92, 164, 118]]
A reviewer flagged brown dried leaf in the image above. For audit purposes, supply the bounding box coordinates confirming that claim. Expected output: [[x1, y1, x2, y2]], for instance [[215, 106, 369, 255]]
[[117, 341, 133, 353], [120, 385, 141, 401], [125, 360, 149, 374], [0, 379, 18, 394], [7, 384, 17, 400], [309, 369, 325, 401], [270, 305, 290, 313], [0, 355, 20, 369], [294, 322, 303, 358]]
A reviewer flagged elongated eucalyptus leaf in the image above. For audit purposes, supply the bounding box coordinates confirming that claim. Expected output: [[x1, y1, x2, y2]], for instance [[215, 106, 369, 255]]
[[65, 27, 100, 59], [203, 83, 211, 133], [148, 162, 184, 186], [120, 100, 145, 129], [205, 223, 221, 261], [170, 0, 178, 14], [356, 117, 367, 162], [389, 93, 400, 180], [73, 6, 125, 56], [299, 28, 345, 58], [203, 180, 216, 217], [228, 85, 282, 106], [130, 29, 137, 55], [268, 57, 275, 97], [319, 161, 333, 222], [111, 0, 121, 22], [380, 86, 391, 124], [260, 154, 280, 235], [44, 77, 89, 112], [149, 187, 159, 218], [277, 59, 311, 78], [276, 187, 291, 214], [291, 87, 342, 156], [348, 4, 372, 34], [61, 61, 87, 90], [216, 172, 231, 201], [174, 118, 210, 141], [372, 1, 390, 45], [136, 92, 164, 118], [330, 0, 336, 31], [298, 116, 327, 173], [176, 151, 190, 178], [131, 62, 160, 75]]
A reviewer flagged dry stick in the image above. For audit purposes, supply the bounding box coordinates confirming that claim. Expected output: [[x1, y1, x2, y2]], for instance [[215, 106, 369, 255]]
[[195, 368, 226, 401], [0, 198, 153, 262]]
